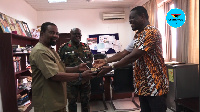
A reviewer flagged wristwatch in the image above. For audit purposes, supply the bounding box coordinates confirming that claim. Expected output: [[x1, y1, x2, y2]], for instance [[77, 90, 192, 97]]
[[78, 73, 82, 81], [104, 58, 108, 63], [111, 65, 116, 70]]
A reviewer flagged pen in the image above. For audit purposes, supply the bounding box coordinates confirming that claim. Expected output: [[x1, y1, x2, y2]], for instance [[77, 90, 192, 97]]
[[78, 57, 90, 69]]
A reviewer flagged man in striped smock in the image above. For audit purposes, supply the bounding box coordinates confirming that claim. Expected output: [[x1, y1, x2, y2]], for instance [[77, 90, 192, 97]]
[[93, 6, 169, 112]]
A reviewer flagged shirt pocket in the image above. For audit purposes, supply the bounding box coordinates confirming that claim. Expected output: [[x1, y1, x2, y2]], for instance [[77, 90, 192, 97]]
[[65, 52, 76, 59]]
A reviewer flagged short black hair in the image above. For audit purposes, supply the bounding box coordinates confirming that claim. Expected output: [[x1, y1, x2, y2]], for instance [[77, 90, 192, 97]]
[[131, 6, 149, 20], [70, 28, 81, 34], [41, 22, 56, 33]]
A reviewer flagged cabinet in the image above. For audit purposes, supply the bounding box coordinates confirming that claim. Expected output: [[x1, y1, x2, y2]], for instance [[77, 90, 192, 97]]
[[166, 64, 199, 111], [0, 33, 38, 112]]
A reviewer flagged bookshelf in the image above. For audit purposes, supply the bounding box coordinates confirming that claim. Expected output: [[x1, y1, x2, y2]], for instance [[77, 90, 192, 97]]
[[0, 33, 38, 112]]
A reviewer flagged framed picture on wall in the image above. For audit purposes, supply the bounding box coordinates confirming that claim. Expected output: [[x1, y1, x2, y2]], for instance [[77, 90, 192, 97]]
[[15, 20, 27, 36], [0, 13, 12, 33], [21, 21, 32, 37], [6, 16, 22, 35]]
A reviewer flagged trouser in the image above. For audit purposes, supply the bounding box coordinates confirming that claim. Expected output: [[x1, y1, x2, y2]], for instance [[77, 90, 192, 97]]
[[53, 107, 67, 112], [139, 94, 167, 112], [67, 81, 91, 112]]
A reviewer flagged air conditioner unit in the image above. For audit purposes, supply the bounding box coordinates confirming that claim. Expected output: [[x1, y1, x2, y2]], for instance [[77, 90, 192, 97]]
[[103, 12, 125, 20]]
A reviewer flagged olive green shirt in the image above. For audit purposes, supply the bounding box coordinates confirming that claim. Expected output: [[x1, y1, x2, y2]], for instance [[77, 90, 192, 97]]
[[29, 42, 67, 112]]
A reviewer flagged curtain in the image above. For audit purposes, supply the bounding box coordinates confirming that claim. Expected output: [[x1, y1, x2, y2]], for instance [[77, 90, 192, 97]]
[[163, 2, 171, 62], [143, 0, 158, 27], [187, 0, 199, 64], [157, 1, 172, 62], [175, 0, 189, 63], [175, 0, 199, 64]]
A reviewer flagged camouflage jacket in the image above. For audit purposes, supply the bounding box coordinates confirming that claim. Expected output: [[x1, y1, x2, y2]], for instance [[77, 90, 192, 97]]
[[58, 40, 93, 68]]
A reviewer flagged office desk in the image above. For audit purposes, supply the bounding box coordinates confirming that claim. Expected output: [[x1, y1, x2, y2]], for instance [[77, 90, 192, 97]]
[[91, 72, 133, 101], [103, 73, 133, 100], [175, 97, 199, 112], [90, 74, 113, 101], [103, 73, 113, 100]]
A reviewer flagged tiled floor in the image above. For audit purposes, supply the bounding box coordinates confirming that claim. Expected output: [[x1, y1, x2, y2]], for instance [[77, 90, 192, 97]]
[[30, 97, 141, 112], [30, 97, 174, 112], [89, 97, 141, 112]]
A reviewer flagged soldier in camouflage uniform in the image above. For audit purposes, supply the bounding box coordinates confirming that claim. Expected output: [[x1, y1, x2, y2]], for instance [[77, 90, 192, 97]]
[[58, 28, 93, 112]]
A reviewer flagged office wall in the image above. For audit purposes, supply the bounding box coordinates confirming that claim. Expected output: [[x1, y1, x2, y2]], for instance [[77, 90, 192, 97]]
[[37, 8, 134, 50], [0, 0, 135, 51], [0, 0, 37, 30]]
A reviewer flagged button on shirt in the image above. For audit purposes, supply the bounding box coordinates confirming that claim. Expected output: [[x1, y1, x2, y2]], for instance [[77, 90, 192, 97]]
[[29, 42, 67, 112], [133, 25, 169, 96]]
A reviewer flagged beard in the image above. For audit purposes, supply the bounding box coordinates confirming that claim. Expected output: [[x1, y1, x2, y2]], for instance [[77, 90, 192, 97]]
[[50, 38, 57, 46], [131, 24, 138, 31], [72, 38, 81, 45], [132, 27, 136, 31]]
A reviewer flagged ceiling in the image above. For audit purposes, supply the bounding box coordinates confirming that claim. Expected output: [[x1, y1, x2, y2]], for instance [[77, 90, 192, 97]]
[[24, 0, 148, 11]]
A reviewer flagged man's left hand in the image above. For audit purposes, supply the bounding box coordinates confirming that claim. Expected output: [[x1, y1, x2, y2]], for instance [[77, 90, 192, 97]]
[[97, 66, 112, 76]]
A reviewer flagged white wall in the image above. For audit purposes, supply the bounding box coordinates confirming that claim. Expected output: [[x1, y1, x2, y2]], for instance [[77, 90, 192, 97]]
[[0, 0, 135, 50], [0, 0, 37, 30], [37, 8, 135, 50]]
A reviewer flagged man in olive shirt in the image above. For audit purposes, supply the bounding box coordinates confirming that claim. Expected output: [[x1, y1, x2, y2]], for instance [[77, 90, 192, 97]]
[[59, 28, 93, 112], [29, 22, 95, 112]]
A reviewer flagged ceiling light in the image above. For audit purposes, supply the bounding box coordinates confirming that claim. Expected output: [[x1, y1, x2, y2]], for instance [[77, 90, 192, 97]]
[[48, 0, 67, 3]]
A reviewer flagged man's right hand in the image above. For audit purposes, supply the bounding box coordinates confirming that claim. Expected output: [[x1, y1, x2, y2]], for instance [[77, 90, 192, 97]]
[[93, 59, 106, 68], [78, 63, 89, 71], [82, 70, 96, 81]]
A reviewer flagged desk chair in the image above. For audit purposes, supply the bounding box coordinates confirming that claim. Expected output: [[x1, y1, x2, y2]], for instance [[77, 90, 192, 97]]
[[110, 64, 140, 111]]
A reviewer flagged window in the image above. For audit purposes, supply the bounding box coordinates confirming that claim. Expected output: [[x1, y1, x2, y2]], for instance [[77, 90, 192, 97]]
[[157, 6, 166, 59], [170, 4, 177, 59], [157, 1, 177, 61]]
